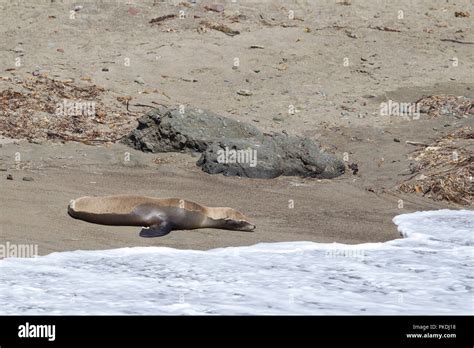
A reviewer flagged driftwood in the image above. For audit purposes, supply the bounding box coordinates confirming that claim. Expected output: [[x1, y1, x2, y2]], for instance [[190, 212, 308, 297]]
[[441, 39, 474, 45], [405, 141, 430, 146]]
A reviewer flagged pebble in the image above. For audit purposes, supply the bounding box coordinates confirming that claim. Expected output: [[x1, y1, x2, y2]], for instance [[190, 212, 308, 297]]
[[237, 89, 252, 96], [128, 7, 140, 16], [6, 174, 13, 180], [134, 77, 145, 85], [22, 176, 34, 181], [206, 4, 224, 12]]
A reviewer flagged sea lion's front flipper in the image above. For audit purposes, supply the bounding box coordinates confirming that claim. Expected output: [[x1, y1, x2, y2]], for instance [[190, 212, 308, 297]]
[[139, 222, 173, 238]]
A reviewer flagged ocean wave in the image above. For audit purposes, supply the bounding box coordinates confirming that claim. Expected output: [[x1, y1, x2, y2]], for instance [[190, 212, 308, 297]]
[[0, 209, 472, 314]]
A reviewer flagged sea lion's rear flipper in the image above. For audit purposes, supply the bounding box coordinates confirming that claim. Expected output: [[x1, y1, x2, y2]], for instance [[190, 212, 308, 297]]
[[139, 222, 173, 238]]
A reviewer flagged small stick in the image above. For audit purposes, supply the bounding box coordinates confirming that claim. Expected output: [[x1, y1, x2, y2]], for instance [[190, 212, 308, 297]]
[[441, 39, 474, 45], [131, 103, 157, 108], [405, 141, 430, 146], [151, 101, 170, 108], [149, 14, 176, 25]]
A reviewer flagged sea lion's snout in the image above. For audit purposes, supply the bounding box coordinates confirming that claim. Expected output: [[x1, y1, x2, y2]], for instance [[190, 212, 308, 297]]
[[241, 222, 256, 231], [220, 208, 256, 232], [223, 219, 256, 232], [244, 223, 257, 232]]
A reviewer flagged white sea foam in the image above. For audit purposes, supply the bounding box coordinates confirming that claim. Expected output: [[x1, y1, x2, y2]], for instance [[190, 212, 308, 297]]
[[0, 209, 472, 314]]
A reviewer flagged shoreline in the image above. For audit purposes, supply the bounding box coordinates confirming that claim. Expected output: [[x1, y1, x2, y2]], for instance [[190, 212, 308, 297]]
[[0, 139, 459, 256]]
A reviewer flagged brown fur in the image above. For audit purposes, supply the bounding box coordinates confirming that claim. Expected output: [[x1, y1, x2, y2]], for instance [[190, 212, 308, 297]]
[[68, 195, 255, 234], [70, 195, 247, 220]]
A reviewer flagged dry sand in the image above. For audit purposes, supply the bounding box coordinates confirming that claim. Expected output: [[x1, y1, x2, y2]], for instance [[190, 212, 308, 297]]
[[0, 0, 472, 255]]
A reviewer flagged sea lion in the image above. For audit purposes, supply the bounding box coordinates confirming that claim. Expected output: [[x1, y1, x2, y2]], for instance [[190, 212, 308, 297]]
[[68, 195, 256, 237]]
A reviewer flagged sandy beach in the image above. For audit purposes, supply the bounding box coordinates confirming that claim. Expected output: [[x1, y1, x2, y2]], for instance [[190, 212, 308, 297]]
[[0, 0, 472, 255]]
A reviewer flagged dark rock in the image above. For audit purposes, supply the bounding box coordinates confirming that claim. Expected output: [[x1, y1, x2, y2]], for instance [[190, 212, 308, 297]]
[[22, 176, 34, 181], [197, 134, 345, 179], [6, 174, 13, 180], [122, 107, 262, 153], [124, 107, 345, 179]]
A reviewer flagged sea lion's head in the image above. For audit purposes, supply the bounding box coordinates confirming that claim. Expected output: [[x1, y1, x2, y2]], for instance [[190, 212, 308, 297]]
[[219, 208, 256, 232], [221, 218, 256, 231]]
